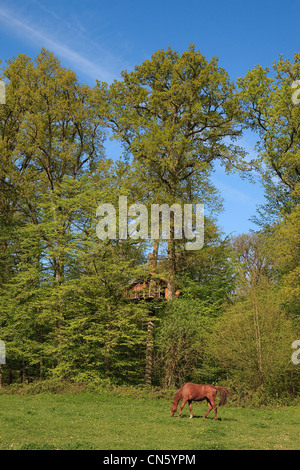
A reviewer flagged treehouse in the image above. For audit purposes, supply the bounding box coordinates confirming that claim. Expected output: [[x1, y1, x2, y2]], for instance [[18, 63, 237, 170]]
[[124, 252, 180, 301], [124, 277, 180, 300]]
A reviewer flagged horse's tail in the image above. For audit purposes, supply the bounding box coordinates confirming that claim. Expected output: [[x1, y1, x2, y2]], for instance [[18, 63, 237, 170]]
[[215, 386, 228, 406]]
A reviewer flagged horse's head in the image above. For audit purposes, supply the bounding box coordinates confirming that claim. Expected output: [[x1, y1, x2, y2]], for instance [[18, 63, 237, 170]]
[[170, 401, 177, 416]]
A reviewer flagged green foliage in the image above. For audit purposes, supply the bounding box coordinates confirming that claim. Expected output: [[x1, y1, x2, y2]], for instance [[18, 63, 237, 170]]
[[154, 298, 216, 387], [105, 44, 250, 299], [106, 44, 248, 198], [237, 53, 300, 200], [207, 282, 300, 399]]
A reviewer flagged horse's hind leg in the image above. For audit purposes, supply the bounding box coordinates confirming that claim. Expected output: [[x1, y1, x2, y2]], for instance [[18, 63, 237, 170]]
[[188, 400, 193, 419], [204, 399, 213, 420], [212, 400, 218, 420], [205, 398, 218, 420], [211, 395, 218, 420]]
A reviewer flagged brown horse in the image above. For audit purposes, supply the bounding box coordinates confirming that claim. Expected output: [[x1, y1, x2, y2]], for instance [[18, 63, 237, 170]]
[[170, 383, 228, 420]]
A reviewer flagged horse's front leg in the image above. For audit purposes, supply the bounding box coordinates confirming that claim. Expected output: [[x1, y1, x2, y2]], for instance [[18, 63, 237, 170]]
[[178, 398, 187, 418], [188, 400, 193, 419]]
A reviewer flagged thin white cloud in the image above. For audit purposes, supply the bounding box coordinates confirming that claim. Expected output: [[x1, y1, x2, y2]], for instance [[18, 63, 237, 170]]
[[0, 6, 116, 83], [215, 180, 261, 207]]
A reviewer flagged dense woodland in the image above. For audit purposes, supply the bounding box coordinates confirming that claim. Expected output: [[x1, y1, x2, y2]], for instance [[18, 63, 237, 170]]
[[0, 46, 299, 403]]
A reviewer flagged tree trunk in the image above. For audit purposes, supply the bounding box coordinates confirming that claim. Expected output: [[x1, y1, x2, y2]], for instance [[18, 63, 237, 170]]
[[144, 240, 160, 386], [167, 212, 176, 300], [145, 319, 154, 386], [252, 296, 263, 385]]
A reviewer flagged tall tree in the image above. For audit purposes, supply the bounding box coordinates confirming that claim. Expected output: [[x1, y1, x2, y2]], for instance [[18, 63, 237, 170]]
[[0, 49, 105, 379], [237, 53, 300, 204], [237, 53, 300, 317], [103, 44, 250, 299]]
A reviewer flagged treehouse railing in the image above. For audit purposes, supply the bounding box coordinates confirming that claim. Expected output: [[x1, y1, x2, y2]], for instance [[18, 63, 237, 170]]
[[124, 284, 165, 300]]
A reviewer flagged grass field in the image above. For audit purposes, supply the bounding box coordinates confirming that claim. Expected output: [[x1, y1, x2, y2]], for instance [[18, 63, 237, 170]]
[[0, 390, 299, 450]]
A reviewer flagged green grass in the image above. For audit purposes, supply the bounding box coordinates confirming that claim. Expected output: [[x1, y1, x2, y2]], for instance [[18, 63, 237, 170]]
[[0, 390, 299, 450]]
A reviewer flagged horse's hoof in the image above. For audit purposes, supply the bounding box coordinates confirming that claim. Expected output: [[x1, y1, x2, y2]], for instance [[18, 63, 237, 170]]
[[189, 416, 193, 419]]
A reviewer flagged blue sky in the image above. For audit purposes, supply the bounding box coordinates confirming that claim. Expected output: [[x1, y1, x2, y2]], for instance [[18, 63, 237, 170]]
[[0, 0, 298, 236]]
